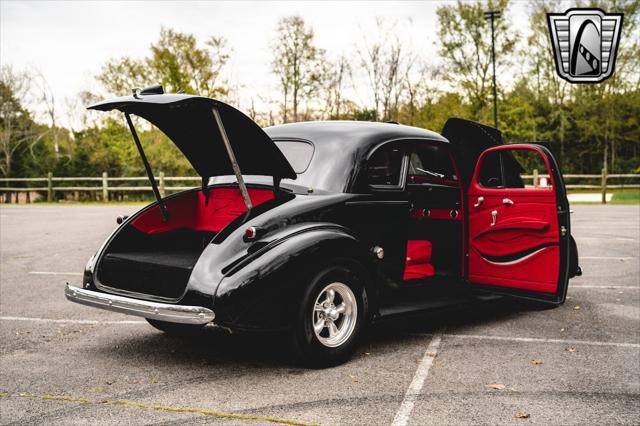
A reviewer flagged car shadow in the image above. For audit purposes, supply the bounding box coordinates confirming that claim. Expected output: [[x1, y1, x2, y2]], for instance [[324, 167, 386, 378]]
[[93, 297, 533, 370]]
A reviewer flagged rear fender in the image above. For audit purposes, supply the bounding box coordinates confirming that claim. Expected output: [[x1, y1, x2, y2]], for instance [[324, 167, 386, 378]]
[[213, 225, 377, 331]]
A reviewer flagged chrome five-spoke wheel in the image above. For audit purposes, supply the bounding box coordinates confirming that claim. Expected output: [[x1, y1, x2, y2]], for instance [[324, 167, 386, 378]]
[[312, 282, 358, 348]]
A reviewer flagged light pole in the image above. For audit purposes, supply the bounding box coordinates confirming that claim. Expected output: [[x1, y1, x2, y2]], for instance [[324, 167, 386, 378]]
[[484, 10, 501, 129]]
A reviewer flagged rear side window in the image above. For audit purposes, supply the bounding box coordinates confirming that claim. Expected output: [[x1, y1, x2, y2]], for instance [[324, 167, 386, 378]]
[[274, 140, 314, 174], [408, 145, 457, 183], [367, 146, 405, 187]]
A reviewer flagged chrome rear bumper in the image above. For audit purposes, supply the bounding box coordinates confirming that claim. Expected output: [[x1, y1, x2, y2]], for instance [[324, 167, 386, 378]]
[[64, 284, 215, 325]]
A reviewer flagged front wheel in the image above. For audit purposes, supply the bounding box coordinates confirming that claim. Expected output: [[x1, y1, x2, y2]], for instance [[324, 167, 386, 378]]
[[291, 264, 368, 367]]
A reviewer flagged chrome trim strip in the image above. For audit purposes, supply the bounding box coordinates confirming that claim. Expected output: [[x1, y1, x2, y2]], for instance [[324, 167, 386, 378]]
[[64, 285, 214, 325], [479, 246, 549, 266]]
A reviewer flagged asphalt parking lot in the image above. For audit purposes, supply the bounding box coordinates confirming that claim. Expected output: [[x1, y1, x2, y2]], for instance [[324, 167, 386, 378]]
[[1, 203, 638, 425]]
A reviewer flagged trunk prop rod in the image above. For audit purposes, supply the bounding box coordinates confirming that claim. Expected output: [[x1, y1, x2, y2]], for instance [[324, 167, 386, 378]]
[[124, 113, 169, 222], [212, 107, 252, 211]]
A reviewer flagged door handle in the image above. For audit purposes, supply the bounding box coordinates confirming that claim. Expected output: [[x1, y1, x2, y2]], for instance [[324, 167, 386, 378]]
[[474, 196, 484, 207], [502, 198, 514, 205], [491, 210, 497, 226]]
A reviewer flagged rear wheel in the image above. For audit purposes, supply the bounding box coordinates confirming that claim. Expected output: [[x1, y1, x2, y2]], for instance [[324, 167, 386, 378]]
[[291, 264, 368, 367], [146, 318, 204, 335]]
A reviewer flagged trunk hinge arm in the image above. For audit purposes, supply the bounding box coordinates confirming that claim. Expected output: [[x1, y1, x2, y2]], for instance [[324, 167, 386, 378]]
[[212, 107, 252, 211], [273, 176, 281, 197], [202, 177, 211, 206], [124, 113, 169, 222]]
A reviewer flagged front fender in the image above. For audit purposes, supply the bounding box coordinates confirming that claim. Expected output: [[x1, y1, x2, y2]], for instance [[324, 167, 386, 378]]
[[213, 225, 376, 331]]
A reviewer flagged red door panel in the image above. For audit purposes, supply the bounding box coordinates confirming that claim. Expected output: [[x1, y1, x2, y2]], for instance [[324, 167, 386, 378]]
[[468, 145, 561, 294]]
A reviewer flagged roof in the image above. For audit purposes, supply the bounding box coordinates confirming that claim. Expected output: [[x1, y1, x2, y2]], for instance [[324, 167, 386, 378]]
[[265, 120, 447, 149], [264, 121, 448, 193]]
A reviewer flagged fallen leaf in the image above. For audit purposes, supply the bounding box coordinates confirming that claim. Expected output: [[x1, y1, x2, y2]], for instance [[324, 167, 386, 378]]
[[94, 387, 103, 393], [105, 380, 114, 385], [573, 305, 581, 310], [515, 412, 530, 419], [566, 347, 577, 353], [485, 383, 506, 390], [530, 359, 543, 365], [348, 374, 358, 383]]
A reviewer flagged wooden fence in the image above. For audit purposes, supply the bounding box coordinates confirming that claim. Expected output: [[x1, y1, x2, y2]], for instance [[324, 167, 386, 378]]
[[0, 170, 638, 204]]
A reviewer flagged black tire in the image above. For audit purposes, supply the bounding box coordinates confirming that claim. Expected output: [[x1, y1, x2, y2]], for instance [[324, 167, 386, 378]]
[[290, 263, 368, 368], [146, 318, 204, 335]]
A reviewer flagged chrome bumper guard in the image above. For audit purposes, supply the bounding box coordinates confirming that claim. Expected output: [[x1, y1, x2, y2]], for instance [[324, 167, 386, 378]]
[[64, 285, 215, 325]]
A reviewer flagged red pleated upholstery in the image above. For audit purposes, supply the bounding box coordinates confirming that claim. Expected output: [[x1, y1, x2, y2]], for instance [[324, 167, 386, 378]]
[[403, 240, 436, 280]]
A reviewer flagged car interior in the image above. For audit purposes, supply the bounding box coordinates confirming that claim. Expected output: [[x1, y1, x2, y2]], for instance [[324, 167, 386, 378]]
[[367, 141, 464, 284]]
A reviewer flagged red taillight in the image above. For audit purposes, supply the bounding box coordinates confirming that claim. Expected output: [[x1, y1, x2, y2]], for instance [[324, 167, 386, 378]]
[[244, 226, 257, 240]]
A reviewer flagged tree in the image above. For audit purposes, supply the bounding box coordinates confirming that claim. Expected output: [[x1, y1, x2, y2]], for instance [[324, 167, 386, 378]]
[[400, 62, 441, 126], [98, 28, 231, 98], [321, 55, 352, 119], [271, 16, 326, 123], [32, 71, 60, 159], [436, 0, 517, 122], [0, 67, 44, 177], [98, 57, 148, 97], [357, 19, 407, 122], [524, 0, 570, 160], [149, 28, 230, 97]]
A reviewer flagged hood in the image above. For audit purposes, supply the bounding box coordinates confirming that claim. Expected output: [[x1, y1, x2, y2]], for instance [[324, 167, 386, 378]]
[[89, 92, 297, 180], [441, 118, 504, 190]]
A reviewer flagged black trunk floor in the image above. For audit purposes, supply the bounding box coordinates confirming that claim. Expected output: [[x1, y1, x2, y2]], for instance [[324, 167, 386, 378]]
[[104, 251, 201, 270]]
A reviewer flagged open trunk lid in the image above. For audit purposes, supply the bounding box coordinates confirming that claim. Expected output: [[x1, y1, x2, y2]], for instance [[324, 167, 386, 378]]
[[89, 92, 297, 180]]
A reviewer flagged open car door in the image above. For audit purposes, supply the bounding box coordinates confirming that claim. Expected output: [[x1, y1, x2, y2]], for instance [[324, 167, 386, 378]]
[[467, 144, 571, 304]]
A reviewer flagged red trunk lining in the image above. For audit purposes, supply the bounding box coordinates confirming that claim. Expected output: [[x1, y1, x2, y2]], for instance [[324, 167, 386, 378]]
[[131, 188, 275, 234]]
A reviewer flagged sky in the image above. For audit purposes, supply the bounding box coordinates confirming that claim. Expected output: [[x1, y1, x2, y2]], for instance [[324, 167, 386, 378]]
[[1, 0, 532, 128]]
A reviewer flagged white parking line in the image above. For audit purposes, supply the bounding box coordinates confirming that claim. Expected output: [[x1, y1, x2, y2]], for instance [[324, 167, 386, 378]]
[[0, 316, 145, 325], [407, 333, 639, 349], [570, 285, 639, 289], [391, 333, 442, 426], [28, 271, 83, 276]]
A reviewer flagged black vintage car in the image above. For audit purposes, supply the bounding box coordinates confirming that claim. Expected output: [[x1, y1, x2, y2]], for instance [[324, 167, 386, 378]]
[[66, 87, 581, 366]]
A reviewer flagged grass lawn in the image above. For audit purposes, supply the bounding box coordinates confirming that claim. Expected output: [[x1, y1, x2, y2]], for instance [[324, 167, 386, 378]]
[[568, 188, 640, 204], [610, 190, 640, 204]]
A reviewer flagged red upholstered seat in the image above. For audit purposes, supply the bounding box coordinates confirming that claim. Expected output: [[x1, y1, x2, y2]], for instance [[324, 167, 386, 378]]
[[403, 240, 436, 280]]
